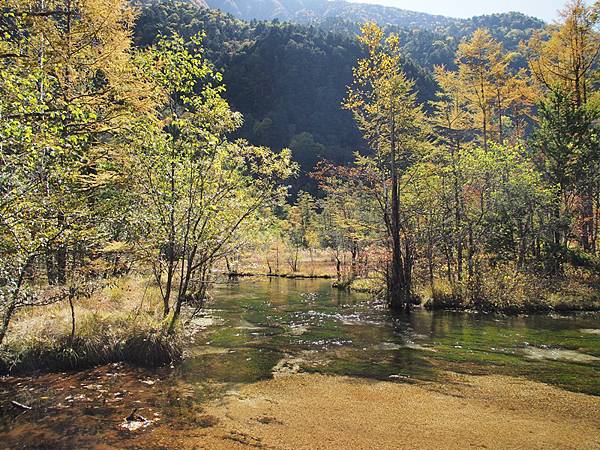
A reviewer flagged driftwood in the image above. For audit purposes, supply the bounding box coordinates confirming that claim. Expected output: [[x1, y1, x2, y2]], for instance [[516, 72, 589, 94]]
[[126, 408, 147, 422], [10, 400, 32, 411]]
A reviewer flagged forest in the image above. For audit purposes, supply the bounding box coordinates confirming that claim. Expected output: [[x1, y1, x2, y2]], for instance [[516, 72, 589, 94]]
[[0, 0, 599, 448]]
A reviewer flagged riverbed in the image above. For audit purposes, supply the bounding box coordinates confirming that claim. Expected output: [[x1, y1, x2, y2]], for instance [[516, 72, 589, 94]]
[[1, 278, 599, 448]]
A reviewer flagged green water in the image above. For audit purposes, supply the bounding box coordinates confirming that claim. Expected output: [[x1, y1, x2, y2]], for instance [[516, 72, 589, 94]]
[[180, 278, 600, 395]]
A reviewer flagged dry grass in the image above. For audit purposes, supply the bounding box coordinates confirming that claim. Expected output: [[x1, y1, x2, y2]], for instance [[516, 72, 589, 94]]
[[0, 276, 182, 374], [421, 265, 600, 313], [225, 248, 339, 278]]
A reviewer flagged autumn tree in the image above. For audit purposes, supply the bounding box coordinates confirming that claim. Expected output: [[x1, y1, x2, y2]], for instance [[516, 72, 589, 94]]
[[345, 22, 429, 310], [0, 0, 153, 345], [132, 34, 294, 331], [313, 161, 382, 282], [526, 0, 600, 252], [283, 191, 319, 273], [435, 28, 534, 150]]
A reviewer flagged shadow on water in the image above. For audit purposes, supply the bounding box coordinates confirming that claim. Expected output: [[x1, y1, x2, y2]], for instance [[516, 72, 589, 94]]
[[181, 278, 600, 395]]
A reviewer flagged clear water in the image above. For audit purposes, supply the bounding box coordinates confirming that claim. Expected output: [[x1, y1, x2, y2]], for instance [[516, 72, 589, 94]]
[[181, 278, 600, 395]]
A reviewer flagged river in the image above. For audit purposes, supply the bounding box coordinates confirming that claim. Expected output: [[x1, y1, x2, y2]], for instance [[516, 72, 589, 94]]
[[1, 278, 598, 448]]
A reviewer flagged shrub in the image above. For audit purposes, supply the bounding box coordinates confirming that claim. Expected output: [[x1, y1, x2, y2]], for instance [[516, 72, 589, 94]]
[[423, 279, 463, 310]]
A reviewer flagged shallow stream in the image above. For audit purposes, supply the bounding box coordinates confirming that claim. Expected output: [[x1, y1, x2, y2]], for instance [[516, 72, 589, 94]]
[[183, 278, 600, 393], [1, 278, 598, 448]]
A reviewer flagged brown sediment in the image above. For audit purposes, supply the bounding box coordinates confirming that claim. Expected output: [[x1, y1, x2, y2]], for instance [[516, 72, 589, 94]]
[[193, 373, 600, 450], [2, 370, 600, 449]]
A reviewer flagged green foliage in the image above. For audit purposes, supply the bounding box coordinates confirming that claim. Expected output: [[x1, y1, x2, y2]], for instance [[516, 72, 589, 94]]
[[534, 88, 599, 192], [0, 4, 295, 351], [0, 0, 153, 345], [132, 32, 295, 329]]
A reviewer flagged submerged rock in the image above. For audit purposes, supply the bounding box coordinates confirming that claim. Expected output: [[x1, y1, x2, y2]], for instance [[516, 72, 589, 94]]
[[521, 346, 600, 363], [580, 329, 600, 336], [236, 319, 264, 330], [271, 356, 304, 377], [372, 342, 436, 352], [120, 419, 152, 432], [403, 342, 437, 353], [373, 342, 403, 351], [287, 325, 309, 336], [121, 409, 154, 432]]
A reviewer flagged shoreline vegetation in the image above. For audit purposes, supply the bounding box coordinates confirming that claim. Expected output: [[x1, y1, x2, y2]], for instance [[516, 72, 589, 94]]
[[2, 262, 599, 376], [0, 276, 184, 376], [228, 250, 600, 313]]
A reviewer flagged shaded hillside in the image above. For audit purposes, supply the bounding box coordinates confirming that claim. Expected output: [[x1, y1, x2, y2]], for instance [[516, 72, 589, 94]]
[[136, 2, 439, 191], [135, 1, 544, 192]]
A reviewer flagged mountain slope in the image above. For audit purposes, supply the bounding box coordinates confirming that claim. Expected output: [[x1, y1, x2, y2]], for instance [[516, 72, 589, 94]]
[[204, 0, 545, 34], [204, 0, 462, 29], [202, 0, 545, 56], [135, 1, 545, 193]]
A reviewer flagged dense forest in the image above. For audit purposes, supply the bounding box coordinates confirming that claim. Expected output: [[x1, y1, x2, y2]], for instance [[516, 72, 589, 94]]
[[201, 0, 545, 40], [134, 1, 546, 191]]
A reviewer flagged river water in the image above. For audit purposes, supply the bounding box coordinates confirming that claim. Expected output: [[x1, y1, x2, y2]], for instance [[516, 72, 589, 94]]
[[1, 278, 599, 447]]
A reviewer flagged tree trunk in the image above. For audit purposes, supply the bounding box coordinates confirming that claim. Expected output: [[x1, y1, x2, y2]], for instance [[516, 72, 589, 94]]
[[350, 241, 358, 280], [581, 192, 593, 252], [56, 243, 67, 285], [467, 225, 474, 281], [69, 292, 76, 342], [388, 105, 408, 311], [0, 258, 33, 347], [46, 247, 57, 285]]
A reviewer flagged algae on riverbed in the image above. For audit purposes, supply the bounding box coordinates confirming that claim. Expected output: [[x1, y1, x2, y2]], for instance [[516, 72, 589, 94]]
[[177, 279, 600, 395]]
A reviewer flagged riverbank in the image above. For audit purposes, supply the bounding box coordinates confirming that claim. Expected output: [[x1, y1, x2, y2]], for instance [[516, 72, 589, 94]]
[[232, 249, 600, 313], [0, 276, 182, 375], [338, 272, 600, 314], [3, 272, 600, 378], [2, 370, 598, 449]]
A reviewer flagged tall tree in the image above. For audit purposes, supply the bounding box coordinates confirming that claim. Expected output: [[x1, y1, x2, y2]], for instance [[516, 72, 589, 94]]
[[345, 22, 429, 310], [526, 0, 600, 251], [133, 34, 294, 331], [0, 0, 152, 345], [448, 28, 533, 149]]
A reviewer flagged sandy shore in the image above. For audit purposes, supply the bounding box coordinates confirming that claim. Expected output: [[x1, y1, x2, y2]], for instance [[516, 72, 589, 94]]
[[141, 373, 600, 450]]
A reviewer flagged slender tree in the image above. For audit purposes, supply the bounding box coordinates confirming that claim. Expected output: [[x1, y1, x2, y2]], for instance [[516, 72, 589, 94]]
[[345, 22, 429, 310]]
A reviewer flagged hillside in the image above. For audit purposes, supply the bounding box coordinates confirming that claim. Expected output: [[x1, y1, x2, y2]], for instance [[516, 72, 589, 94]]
[[201, 0, 545, 60], [204, 0, 463, 28], [204, 0, 545, 36], [135, 0, 545, 192]]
